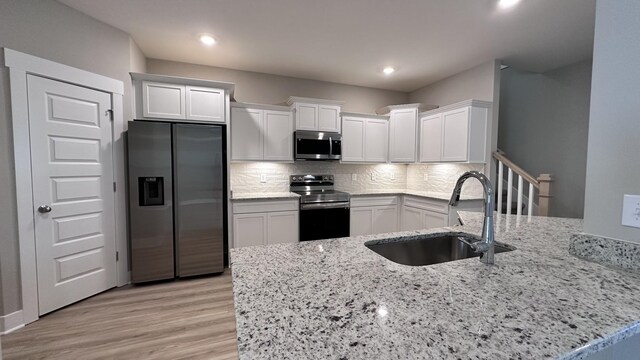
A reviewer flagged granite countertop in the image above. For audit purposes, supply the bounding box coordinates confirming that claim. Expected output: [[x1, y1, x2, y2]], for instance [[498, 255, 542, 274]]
[[230, 192, 300, 201], [347, 189, 483, 201], [230, 212, 640, 360]]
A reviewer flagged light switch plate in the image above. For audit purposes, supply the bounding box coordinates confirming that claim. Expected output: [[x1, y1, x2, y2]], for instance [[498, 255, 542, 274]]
[[260, 174, 267, 183], [621, 194, 640, 228], [352, 174, 357, 181]]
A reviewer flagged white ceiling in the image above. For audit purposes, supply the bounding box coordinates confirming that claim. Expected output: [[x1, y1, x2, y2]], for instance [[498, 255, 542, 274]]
[[58, 0, 595, 92]]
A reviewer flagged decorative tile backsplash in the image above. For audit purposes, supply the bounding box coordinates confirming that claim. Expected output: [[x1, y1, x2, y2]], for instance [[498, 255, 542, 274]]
[[231, 162, 487, 197], [230, 163, 407, 193], [407, 163, 485, 197]]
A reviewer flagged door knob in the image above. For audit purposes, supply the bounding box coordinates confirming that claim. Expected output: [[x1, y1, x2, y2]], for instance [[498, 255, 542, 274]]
[[38, 205, 52, 213]]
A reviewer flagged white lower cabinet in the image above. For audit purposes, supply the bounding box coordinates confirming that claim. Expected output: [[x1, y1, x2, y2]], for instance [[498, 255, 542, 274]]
[[401, 196, 450, 231], [232, 200, 299, 248], [350, 196, 399, 236]]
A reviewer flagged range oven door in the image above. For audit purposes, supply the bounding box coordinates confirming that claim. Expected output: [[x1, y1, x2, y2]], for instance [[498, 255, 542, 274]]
[[299, 202, 350, 241]]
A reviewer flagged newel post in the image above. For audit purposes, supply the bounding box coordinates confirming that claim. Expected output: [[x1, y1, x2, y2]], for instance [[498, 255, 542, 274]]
[[536, 174, 553, 216]]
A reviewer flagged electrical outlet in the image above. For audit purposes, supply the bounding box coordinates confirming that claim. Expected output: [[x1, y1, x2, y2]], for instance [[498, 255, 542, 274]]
[[371, 173, 376, 181], [390, 171, 395, 180], [621, 194, 640, 228], [260, 174, 267, 183], [423, 173, 429, 181], [352, 173, 357, 181]]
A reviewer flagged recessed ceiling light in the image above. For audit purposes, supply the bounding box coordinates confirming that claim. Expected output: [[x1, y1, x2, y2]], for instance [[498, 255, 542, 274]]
[[199, 34, 216, 46], [498, 0, 520, 9], [383, 66, 396, 75]]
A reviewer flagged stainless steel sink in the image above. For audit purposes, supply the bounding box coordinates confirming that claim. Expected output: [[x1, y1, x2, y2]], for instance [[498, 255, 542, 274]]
[[364, 232, 515, 266]]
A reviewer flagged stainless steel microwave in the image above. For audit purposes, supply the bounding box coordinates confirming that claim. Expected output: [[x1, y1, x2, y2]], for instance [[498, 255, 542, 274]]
[[294, 131, 341, 160]]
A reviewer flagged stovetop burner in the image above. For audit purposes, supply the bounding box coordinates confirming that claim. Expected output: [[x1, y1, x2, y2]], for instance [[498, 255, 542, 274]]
[[290, 174, 350, 204]]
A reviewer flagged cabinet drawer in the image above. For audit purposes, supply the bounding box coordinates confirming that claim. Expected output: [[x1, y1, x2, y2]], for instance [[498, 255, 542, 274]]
[[403, 196, 448, 214], [233, 199, 298, 214], [351, 196, 398, 207]]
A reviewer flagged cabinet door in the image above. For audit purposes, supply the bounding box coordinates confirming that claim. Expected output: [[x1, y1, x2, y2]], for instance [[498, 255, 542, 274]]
[[267, 211, 298, 244], [365, 119, 389, 163], [142, 81, 186, 119], [295, 103, 318, 130], [318, 105, 341, 132], [231, 107, 263, 161], [185, 86, 225, 122], [424, 210, 448, 229], [233, 213, 267, 248], [441, 107, 470, 162], [419, 113, 443, 162], [389, 109, 417, 163], [350, 207, 373, 236], [341, 116, 366, 162], [373, 206, 398, 234], [263, 110, 293, 161], [402, 206, 424, 231]]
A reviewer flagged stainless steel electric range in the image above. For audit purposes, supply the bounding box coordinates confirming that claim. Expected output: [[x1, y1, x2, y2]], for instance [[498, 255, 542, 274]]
[[290, 174, 350, 241]]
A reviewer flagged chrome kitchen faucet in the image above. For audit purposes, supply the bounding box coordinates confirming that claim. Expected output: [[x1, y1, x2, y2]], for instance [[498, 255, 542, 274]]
[[449, 171, 495, 265]]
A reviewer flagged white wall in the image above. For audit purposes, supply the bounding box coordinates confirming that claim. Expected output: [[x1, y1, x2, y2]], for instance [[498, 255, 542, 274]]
[[499, 60, 592, 218], [0, 0, 143, 316], [583, 0, 640, 242], [147, 59, 408, 113]]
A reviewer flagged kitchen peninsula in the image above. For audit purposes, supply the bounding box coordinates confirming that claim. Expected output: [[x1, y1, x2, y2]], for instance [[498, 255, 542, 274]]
[[231, 212, 640, 359]]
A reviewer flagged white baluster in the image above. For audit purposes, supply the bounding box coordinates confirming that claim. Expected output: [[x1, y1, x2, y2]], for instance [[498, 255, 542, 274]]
[[528, 182, 534, 220], [506, 168, 513, 215], [497, 161, 503, 215], [517, 175, 523, 216]]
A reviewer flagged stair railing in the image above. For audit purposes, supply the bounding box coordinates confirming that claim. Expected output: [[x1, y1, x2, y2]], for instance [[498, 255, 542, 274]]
[[493, 151, 553, 217]]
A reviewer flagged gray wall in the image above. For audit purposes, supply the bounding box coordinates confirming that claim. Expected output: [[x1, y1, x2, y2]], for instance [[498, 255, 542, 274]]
[[498, 60, 592, 218], [407, 60, 501, 186], [408, 60, 498, 105], [146, 59, 408, 113], [0, 0, 141, 316], [583, 0, 640, 243]]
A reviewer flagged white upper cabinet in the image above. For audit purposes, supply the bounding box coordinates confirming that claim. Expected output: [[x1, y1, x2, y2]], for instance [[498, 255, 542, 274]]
[[419, 113, 443, 162], [134, 73, 233, 124], [231, 107, 263, 161], [143, 82, 186, 119], [341, 113, 388, 163], [185, 86, 225, 122], [318, 105, 341, 132], [287, 97, 344, 133], [341, 116, 366, 161], [231, 104, 293, 162], [388, 106, 419, 163], [418, 100, 490, 163], [295, 103, 318, 130], [365, 119, 389, 162], [263, 110, 294, 161]]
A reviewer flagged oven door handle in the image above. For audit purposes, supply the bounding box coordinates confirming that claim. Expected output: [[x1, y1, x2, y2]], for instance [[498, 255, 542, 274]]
[[300, 202, 350, 210]]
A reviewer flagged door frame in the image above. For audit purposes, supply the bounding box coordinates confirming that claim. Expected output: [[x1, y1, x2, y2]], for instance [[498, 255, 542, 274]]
[[4, 48, 128, 325]]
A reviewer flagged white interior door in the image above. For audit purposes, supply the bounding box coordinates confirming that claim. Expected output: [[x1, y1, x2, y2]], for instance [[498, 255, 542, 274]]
[[28, 75, 116, 315]]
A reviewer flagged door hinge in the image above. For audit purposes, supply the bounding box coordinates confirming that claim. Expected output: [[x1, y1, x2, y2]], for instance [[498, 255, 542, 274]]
[[106, 109, 114, 121], [116, 251, 119, 262], [113, 182, 117, 192]]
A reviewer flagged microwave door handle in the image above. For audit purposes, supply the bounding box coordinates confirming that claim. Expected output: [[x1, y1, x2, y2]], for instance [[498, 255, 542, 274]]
[[329, 136, 333, 156]]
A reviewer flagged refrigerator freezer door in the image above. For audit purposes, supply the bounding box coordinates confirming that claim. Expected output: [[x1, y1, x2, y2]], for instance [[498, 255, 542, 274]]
[[174, 124, 225, 276], [127, 121, 175, 283]]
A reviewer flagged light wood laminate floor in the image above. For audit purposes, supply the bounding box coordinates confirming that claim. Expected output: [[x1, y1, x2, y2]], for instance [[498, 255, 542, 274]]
[[1, 270, 238, 360]]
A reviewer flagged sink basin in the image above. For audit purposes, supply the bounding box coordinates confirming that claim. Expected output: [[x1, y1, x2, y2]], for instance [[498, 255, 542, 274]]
[[364, 232, 515, 266]]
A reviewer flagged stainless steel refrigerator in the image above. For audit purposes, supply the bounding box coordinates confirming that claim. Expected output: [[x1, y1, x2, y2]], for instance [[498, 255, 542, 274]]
[[127, 121, 226, 283]]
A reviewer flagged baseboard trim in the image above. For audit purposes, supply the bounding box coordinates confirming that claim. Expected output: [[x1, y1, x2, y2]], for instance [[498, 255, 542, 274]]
[[0, 310, 24, 335]]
